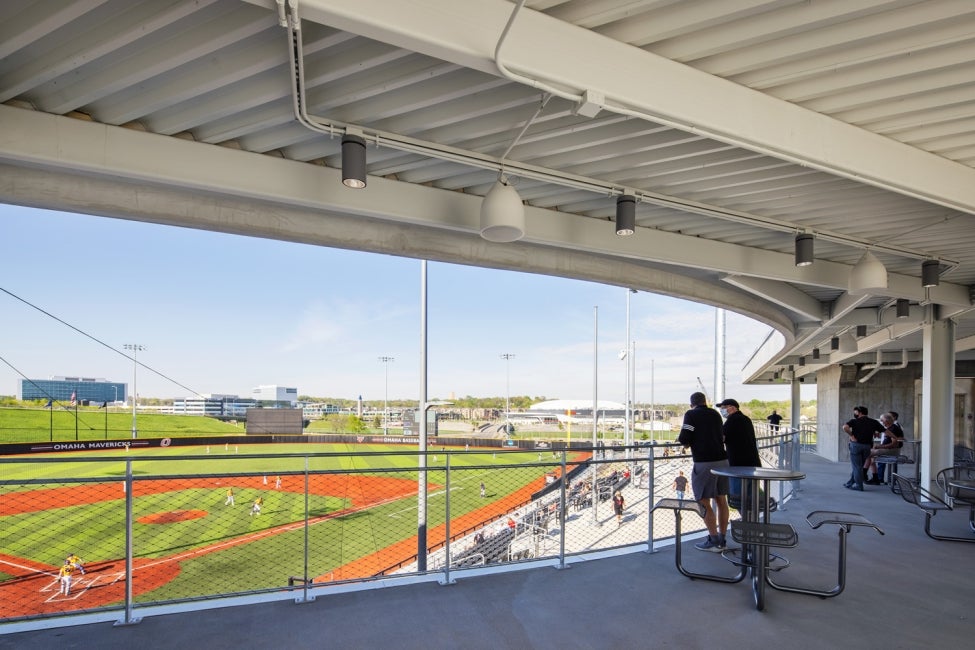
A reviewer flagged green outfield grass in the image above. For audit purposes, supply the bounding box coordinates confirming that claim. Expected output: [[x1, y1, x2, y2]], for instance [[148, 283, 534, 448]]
[[0, 442, 559, 606], [0, 406, 244, 443]]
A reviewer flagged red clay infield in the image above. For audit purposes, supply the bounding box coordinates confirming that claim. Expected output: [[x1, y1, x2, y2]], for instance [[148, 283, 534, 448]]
[[0, 453, 589, 618]]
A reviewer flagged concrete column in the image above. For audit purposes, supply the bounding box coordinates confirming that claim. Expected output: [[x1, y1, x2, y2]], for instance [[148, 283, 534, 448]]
[[921, 317, 955, 489], [790, 379, 801, 435]]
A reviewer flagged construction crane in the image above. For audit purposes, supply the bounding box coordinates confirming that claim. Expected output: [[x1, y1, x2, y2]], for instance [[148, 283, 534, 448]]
[[696, 377, 710, 404]]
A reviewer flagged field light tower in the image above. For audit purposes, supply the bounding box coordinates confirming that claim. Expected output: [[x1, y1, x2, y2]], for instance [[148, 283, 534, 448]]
[[500, 353, 515, 433], [378, 356, 394, 435], [123, 343, 145, 439]]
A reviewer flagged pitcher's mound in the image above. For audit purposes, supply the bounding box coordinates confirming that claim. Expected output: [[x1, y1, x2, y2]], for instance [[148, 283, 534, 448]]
[[138, 510, 208, 524]]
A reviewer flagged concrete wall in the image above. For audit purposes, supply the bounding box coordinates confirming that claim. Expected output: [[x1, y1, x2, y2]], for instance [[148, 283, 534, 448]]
[[816, 362, 922, 462], [817, 360, 975, 462]]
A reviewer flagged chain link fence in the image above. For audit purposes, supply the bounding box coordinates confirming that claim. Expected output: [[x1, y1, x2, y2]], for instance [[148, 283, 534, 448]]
[[0, 432, 799, 627]]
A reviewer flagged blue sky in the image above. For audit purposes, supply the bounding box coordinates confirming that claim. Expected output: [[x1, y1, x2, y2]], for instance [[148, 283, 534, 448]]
[[1, 204, 811, 405]]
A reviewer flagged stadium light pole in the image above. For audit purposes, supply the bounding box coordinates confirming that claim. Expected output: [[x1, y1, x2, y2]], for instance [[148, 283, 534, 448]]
[[123, 344, 144, 439], [500, 353, 515, 433], [378, 356, 394, 435]]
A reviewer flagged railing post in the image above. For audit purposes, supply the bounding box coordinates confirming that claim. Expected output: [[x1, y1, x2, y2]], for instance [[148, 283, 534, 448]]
[[296, 455, 314, 603], [440, 454, 455, 585], [557, 449, 568, 569], [647, 446, 655, 553], [114, 459, 140, 627]]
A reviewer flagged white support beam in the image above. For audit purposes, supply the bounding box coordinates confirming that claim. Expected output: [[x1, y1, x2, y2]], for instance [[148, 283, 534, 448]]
[[4, 104, 970, 307], [721, 275, 824, 322], [278, 0, 975, 216]]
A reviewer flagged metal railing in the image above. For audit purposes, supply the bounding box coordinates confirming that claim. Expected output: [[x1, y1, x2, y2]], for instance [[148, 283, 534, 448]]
[[0, 432, 799, 629]]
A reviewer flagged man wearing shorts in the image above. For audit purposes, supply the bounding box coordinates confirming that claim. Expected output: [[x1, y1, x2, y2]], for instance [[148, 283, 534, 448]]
[[678, 392, 730, 552]]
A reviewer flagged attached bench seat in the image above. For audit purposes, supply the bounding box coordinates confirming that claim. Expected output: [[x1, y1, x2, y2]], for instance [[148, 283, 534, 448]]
[[893, 473, 975, 543], [651, 498, 745, 584], [765, 510, 883, 599]]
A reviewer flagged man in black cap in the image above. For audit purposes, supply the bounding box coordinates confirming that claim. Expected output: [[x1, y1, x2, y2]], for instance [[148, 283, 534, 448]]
[[678, 392, 729, 552], [717, 398, 762, 516]]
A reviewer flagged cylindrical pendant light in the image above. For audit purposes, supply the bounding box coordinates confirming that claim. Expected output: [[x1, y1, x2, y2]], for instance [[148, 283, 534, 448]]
[[896, 299, 910, 318], [795, 233, 814, 267], [341, 134, 367, 188], [615, 195, 635, 236], [830, 337, 840, 351], [812, 348, 820, 360], [922, 260, 940, 288]]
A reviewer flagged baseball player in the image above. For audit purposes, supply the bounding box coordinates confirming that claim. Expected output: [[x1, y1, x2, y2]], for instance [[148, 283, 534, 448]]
[[66, 553, 85, 575], [225, 487, 235, 506], [250, 496, 263, 516], [58, 560, 75, 595]]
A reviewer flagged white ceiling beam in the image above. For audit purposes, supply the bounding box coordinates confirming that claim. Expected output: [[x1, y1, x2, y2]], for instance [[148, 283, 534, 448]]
[[721, 275, 824, 322], [3, 104, 970, 306], [277, 0, 975, 217]]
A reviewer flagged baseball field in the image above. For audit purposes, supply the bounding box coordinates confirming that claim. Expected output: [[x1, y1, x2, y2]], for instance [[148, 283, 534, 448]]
[[0, 441, 576, 620]]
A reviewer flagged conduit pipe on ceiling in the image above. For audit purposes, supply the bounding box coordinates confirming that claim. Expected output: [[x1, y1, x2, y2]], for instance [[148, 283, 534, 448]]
[[858, 349, 908, 383], [278, 0, 957, 270]]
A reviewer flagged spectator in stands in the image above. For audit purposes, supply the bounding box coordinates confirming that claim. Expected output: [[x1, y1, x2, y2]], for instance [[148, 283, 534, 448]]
[[717, 398, 761, 515], [865, 413, 904, 484], [673, 471, 688, 501], [767, 409, 783, 432], [678, 392, 730, 552], [612, 490, 625, 526]]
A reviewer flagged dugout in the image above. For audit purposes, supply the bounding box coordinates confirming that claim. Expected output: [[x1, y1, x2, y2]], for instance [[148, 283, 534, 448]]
[[245, 408, 303, 435]]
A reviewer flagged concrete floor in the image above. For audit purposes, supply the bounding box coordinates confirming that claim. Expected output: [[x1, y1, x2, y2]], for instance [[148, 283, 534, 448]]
[[2, 453, 973, 649]]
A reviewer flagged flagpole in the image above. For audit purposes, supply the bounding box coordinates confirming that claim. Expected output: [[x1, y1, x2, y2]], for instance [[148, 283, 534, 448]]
[[105, 402, 109, 439], [75, 399, 79, 441], [49, 400, 53, 442]]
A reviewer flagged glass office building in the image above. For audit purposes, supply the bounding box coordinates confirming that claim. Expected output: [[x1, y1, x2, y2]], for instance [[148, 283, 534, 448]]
[[18, 377, 126, 404]]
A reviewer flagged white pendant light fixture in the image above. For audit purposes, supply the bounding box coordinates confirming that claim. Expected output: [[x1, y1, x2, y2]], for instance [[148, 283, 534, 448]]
[[479, 179, 525, 243], [848, 250, 887, 294]]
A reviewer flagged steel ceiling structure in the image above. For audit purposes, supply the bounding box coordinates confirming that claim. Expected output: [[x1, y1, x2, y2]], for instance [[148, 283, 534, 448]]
[[2, 0, 975, 387]]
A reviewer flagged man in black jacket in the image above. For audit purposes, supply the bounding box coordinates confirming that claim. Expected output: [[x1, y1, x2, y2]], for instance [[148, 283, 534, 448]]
[[678, 392, 730, 552], [842, 405, 885, 491], [717, 398, 761, 517]]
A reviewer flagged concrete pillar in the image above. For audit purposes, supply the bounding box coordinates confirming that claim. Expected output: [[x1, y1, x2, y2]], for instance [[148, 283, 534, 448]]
[[921, 317, 955, 490], [790, 379, 801, 436], [816, 365, 842, 462]]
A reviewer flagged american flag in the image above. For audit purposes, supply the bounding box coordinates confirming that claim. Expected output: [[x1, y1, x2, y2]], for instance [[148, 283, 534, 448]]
[[70, 392, 77, 406]]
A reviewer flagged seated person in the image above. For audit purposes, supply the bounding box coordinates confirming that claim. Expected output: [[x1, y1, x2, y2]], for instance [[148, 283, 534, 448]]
[[865, 413, 904, 484]]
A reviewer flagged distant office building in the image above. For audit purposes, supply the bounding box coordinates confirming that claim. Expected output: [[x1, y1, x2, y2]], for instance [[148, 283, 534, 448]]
[[18, 376, 126, 404], [171, 395, 255, 417], [252, 385, 298, 406], [301, 403, 340, 418]]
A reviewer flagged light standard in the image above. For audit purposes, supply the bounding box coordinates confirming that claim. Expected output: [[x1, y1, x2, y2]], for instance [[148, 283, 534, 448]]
[[123, 344, 144, 439], [378, 356, 394, 435], [500, 353, 515, 434]]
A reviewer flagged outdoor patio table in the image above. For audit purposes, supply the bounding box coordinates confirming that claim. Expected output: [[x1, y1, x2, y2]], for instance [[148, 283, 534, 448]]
[[711, 466, 805, 610], [947, 478, 975, 532]]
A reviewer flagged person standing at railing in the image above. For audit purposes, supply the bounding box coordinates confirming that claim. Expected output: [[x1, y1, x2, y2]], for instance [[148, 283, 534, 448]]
[[767, 409, 783, 432], [717, 398, 762, 516], [678, 392, 730, 552]]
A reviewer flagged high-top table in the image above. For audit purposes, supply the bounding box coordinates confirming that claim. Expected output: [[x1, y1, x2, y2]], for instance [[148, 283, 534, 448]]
[[711, 466, 805, 610]]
